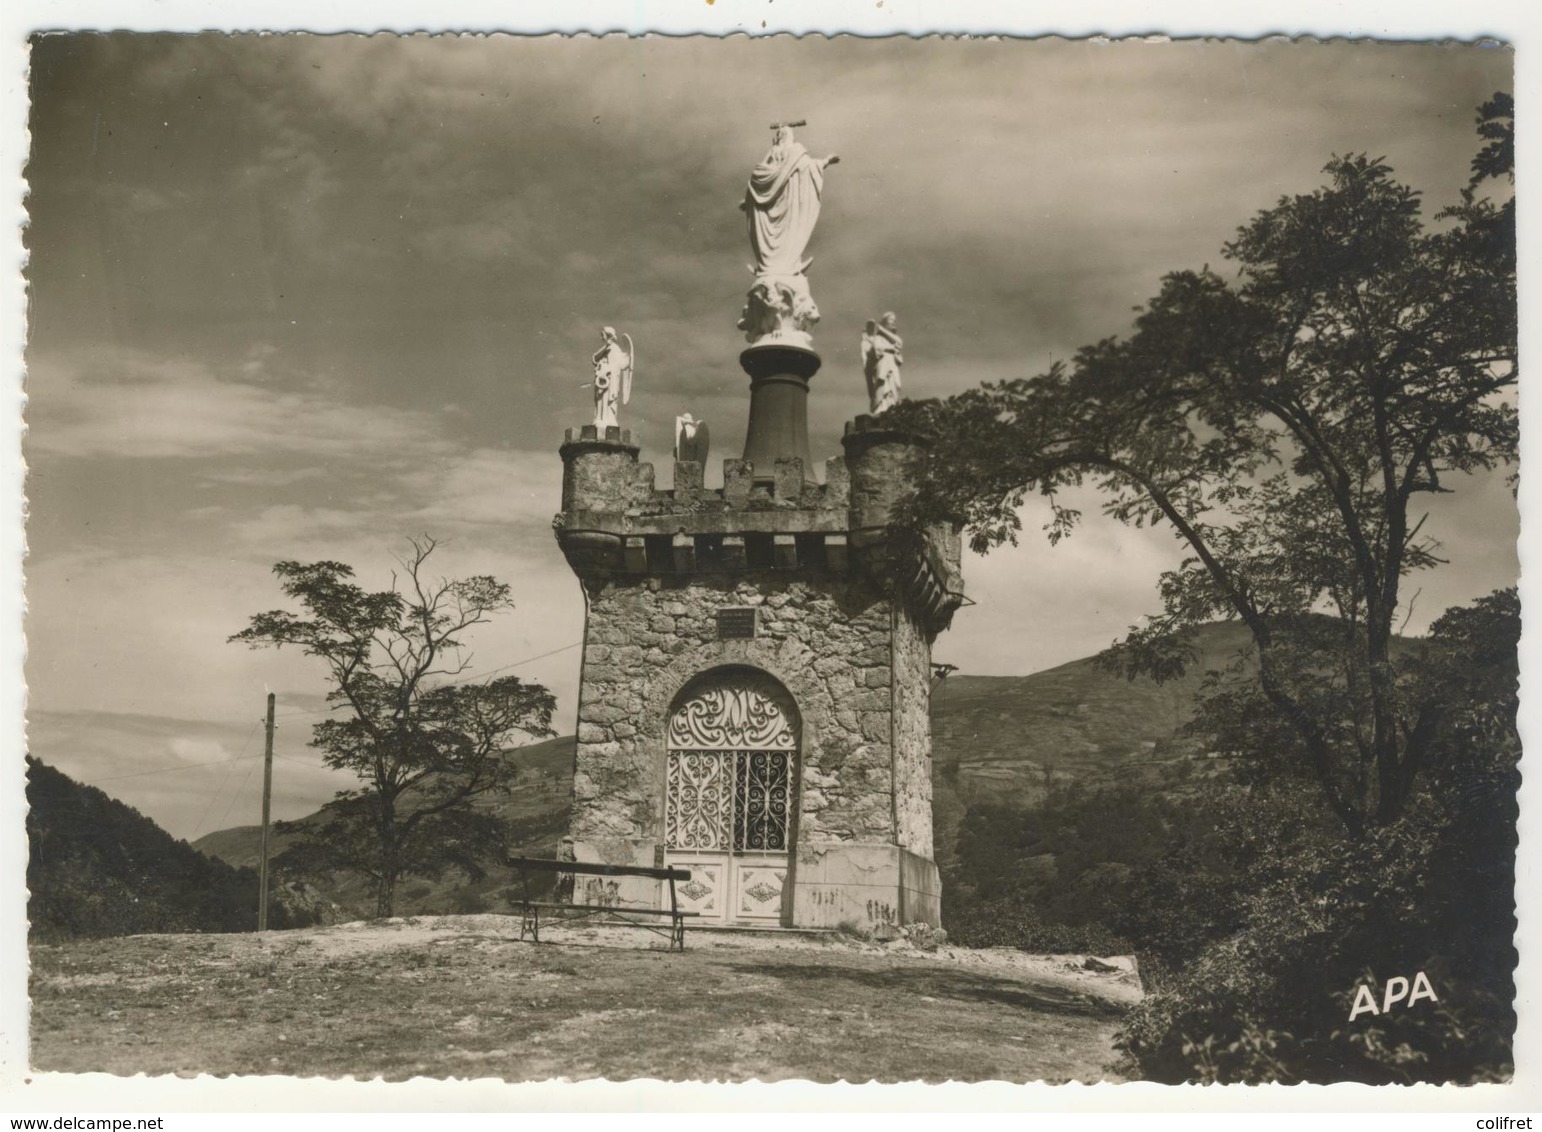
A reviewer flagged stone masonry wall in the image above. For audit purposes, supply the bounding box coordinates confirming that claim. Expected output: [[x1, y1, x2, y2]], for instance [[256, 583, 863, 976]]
[[569, 571, 914, 862], [891, 598, 934, 857]]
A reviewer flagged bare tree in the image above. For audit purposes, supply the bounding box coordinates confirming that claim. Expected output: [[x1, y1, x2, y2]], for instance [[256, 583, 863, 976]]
[[230, 537, 555, 916]]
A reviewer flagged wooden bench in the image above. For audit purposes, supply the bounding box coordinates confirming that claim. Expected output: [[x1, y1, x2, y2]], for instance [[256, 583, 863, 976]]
[[507, 857, 699, 951]]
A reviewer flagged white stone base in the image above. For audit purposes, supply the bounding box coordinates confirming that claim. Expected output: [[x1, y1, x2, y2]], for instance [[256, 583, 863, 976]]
[[790, 842, 941, 930], [566, 838, 941, 932]]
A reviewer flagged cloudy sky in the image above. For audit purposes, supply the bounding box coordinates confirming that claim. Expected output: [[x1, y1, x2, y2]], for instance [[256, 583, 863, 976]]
[[22, 33, 1516, 841]]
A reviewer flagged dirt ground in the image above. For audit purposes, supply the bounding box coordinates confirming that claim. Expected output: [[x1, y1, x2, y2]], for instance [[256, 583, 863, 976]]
[[28, 915, 1142, 1083]]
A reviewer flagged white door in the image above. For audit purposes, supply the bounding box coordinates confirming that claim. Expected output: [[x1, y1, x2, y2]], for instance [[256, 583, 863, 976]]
[[665, 853, 730, 921], [732, 858, 789, 920], [726, 750, 793, 922], [665, 673, 797, 925], [663, 750, 734, 923]]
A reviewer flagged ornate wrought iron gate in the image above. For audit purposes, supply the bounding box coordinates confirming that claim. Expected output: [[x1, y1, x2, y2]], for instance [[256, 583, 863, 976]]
[[664, 672, 796, 923]]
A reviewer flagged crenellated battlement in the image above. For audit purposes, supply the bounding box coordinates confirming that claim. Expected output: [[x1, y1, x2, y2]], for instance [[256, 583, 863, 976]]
[[561, 426, 850, 519], [555, 416, 963, 633]]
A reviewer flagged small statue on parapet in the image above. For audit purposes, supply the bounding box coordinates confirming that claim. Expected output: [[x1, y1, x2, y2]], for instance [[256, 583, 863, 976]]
[[861, 312, 903, 414], [587, 326, 634, 430], [675, 413, 711, 465]]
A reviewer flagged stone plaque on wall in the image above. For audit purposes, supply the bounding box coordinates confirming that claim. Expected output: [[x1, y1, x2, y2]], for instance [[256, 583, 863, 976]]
[[715, 607, 756, 639]]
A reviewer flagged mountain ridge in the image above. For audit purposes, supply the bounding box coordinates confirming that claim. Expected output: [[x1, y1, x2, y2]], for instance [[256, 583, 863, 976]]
[[26, 756, 323, 938], [192, 621, 1262, 918]]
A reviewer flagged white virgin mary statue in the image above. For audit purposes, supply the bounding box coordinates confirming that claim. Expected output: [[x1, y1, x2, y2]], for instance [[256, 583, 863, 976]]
[[741, 124, 840, 278]]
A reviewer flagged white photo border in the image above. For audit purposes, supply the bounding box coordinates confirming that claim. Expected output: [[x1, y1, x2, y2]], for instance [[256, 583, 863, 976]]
[[2, 0, 1536, 1118]]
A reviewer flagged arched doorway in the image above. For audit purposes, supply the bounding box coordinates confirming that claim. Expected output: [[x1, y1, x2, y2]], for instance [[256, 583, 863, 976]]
[[663, 667, 798, 925]]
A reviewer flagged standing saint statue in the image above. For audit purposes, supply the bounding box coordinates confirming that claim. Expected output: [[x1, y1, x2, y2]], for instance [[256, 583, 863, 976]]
[[861, 312, 903, 414], [674, 413, 711, 465], [588, 326, 633, 430], [737, 121, 840, 345], [742, 122, 841, 276]]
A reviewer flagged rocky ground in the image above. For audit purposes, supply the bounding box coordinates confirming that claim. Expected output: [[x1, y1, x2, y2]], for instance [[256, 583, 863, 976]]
[[29, 914, 1141, 1083]]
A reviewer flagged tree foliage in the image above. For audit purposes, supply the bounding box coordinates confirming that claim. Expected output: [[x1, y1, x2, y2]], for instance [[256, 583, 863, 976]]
[[25, 757, 316, 939], [230, 537, 555, 916], [1470, 92, 1515, 194], [891, 99, 1517, 834], [942, 587, 1517, 1083], [1114, 588, 1518, 1083], [944, 772, 1229, 957]]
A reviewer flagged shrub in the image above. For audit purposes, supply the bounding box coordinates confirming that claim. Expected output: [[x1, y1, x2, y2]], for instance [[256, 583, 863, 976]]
[[1115, 793, 1516, 1084]]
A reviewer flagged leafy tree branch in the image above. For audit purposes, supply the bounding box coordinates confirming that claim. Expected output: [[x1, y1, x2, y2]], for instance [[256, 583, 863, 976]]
[[890, 97, 1516, 833], [230, 537, 555, 916]]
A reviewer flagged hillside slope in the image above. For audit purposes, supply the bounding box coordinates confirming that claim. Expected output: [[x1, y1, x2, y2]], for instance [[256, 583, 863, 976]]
[[193, 735, 577, 918], [25, 757, 319, 939], [932, 620, 1255, 805], [196, 623, 1262, 915], [925, 621, 1254, 876]]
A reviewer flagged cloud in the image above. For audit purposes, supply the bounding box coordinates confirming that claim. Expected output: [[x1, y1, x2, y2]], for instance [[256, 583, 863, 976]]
[[26, 345, 460, 462], [25, 547, 335, 720], [185, 446, 566, 563], [27, 708, 354, 842], [26, 530, 585, 724], [397, 447, 564, 529], [21, 35, 1516, 843], [197, 466, 330, 488], [937, 485, 1192, 677]]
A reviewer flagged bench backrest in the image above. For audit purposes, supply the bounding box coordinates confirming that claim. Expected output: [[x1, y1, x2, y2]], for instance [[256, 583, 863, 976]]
[[508, 856, 691, 882]]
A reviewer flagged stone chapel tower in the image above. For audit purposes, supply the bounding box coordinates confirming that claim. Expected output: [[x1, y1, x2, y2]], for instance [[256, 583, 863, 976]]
[[552, 130, 964, 931]]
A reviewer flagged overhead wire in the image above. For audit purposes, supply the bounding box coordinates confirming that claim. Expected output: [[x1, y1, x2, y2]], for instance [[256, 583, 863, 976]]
[[270, 639, 583, 720], [212, 758, 260, 834], [95, 751, 261, 782], [80, 639, 583, 822], [189, 719, 262, 841]]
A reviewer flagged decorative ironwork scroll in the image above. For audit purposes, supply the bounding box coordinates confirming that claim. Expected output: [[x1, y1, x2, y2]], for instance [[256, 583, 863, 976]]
[[667, 672, 796, 861], [664, 752, 732, 850], [667, 674, 796, 751], [733, 751, 792, 851]]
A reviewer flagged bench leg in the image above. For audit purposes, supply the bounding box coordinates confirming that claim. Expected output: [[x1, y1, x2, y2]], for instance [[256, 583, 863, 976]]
[[673, 914, 685, 951], [520, 902, 540, 944]]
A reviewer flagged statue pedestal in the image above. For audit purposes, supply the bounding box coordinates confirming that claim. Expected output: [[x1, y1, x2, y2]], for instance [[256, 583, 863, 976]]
[[737, 275, 818, 347], [740, 342, 821, 485]]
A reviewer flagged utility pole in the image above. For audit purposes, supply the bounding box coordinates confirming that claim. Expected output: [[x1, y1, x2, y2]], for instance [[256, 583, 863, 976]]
[[258, 692, 275, 932]]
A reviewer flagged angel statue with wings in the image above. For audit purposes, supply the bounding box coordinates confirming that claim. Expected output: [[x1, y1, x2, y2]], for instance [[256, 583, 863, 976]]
[[588, 326, 634, 430]]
